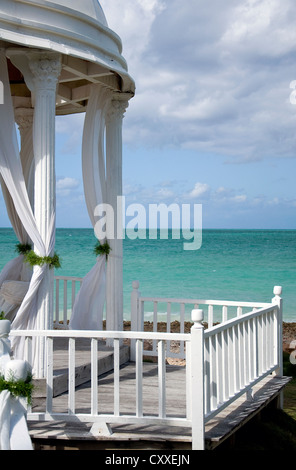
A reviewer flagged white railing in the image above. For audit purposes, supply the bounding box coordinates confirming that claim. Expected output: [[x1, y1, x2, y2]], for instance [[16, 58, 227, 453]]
[[54, 276, 82, 328], [11, 328, 194, 439], [9, 286, 283, 450], [130, 280, 273, 360], [203, 301, 282, 422]]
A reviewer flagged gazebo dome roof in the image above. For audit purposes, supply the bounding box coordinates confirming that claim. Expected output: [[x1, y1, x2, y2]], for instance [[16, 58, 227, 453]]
[[48, 0, 108, 27], [0, 0, 134, 114]]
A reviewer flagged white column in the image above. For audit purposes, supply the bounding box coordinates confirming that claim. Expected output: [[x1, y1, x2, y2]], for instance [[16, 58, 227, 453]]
[[28, 53, 61, 377], [105, 98, 128, 333]]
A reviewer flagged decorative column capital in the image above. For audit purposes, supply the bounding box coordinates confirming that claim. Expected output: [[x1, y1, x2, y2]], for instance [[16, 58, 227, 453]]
[[28, 52, 62, 91], [106, 98, 129, 123], [14, 108, 34, 132]]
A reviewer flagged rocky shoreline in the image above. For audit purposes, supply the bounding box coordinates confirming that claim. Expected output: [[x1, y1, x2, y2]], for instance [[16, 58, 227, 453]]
[[283, 322, 296, 352]]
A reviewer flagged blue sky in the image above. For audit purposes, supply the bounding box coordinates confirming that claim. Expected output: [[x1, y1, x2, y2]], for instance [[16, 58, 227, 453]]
[[1, 0, 296, 229]]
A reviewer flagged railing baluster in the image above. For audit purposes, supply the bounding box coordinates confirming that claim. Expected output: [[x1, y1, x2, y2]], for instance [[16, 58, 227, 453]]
[[91, 338, 98, 416], [222, 329, 228, 401], [273, 308, 279, 367], [208, 305, 213, 328], [71, 281, 76, 313], [24, 335, 32, 366], [216, 332, 223, 405], [114, 338, 120, 417], [166, 302, 171, 355], [63, 279, 68, 326], [55, 278, 59, 325], [180, 303, 185, 357], [222, 305, 228, 323], [46, 337, 53, 414], [243, 321, 248, 387], [251, 317, 256, 380], [247, 319, 253, 382], [228, 326, 235, 398], [257, 315, 263, 375], [68, 337, 75, 414], [158, 340, 166, 418], [263, 312, 268, 372], [234, 324, 240, 392], [203, 337, 210, 416], [153, 301, 158, 354], [136, 339, 143, 417], [209, 335, 217, 410], [238, 322, 244, 389]]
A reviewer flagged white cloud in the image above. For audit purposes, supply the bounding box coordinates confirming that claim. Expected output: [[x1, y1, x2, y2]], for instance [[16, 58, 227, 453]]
[[101, 0, 296, 163], [231, 195, 247, 203], [188, 183, 210, 199], [56, 177, 80, 196]]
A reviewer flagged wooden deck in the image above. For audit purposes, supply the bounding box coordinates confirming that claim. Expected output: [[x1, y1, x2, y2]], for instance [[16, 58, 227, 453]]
[[27, 339, 290, 450]]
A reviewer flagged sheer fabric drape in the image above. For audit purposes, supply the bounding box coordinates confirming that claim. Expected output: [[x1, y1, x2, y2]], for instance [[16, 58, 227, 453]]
[[0, 51, 56, 362], [0, 107, 34, 289], [69, 84, 111, 330]]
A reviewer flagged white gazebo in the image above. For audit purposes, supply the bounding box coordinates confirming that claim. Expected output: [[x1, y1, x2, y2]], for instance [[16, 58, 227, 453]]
[[0, 0, 135, 378]]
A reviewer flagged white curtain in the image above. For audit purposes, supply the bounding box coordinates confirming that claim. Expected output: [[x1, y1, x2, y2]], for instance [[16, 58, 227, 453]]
[[69, 84, 111, 330], [0, 105, 34, 289], [0, 51, 56, 361]]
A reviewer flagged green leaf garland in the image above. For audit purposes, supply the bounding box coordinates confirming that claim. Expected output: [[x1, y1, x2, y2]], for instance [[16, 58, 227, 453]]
[[0, 373, 34, 405], [94, 240, 111, 260], [15, 243, 61, 269], [15, 243, 32, 255], [24, 251, 61, 269]]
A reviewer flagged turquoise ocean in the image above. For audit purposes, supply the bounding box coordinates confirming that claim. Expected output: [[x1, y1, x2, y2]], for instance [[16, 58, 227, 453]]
[[0, 228, 295, 322]]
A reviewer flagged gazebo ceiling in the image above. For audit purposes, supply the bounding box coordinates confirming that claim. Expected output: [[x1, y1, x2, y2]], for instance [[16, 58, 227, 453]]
[[7, 52, 124, 115], [0, 0, 135, 115]]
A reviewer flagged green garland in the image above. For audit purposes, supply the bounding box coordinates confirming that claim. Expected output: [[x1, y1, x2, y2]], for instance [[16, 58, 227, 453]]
[[94, 240, 111, 260], [0, 311, 6, 320], [24, 250, 61, 269], [15, 243, 61, 269], [15, 243, 32, 255], [0, 373, 34, 405]]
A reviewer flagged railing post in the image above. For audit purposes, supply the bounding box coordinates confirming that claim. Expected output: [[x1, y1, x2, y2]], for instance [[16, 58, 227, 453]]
[[190, 309, 205, 450], [272, 285, 283, 408], [130, 281, 140, 361]]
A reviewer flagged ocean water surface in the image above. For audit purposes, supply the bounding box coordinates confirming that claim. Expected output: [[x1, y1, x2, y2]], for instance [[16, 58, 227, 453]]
[[0, 228, 295, 322]]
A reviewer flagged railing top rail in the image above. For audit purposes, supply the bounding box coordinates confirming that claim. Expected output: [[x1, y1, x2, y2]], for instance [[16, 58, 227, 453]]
[[139, 295, 271, 308], [205, 303, 278, 337], [54, 275, 83, 281], [9, 329, 190, 342]]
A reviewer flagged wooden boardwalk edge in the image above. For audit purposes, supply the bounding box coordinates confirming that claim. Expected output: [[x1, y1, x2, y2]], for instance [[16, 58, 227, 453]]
[[204, 375, 291, 450]]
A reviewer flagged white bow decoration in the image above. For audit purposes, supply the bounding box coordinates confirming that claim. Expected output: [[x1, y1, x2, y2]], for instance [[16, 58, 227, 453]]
[[0, 320, 33, 450]]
